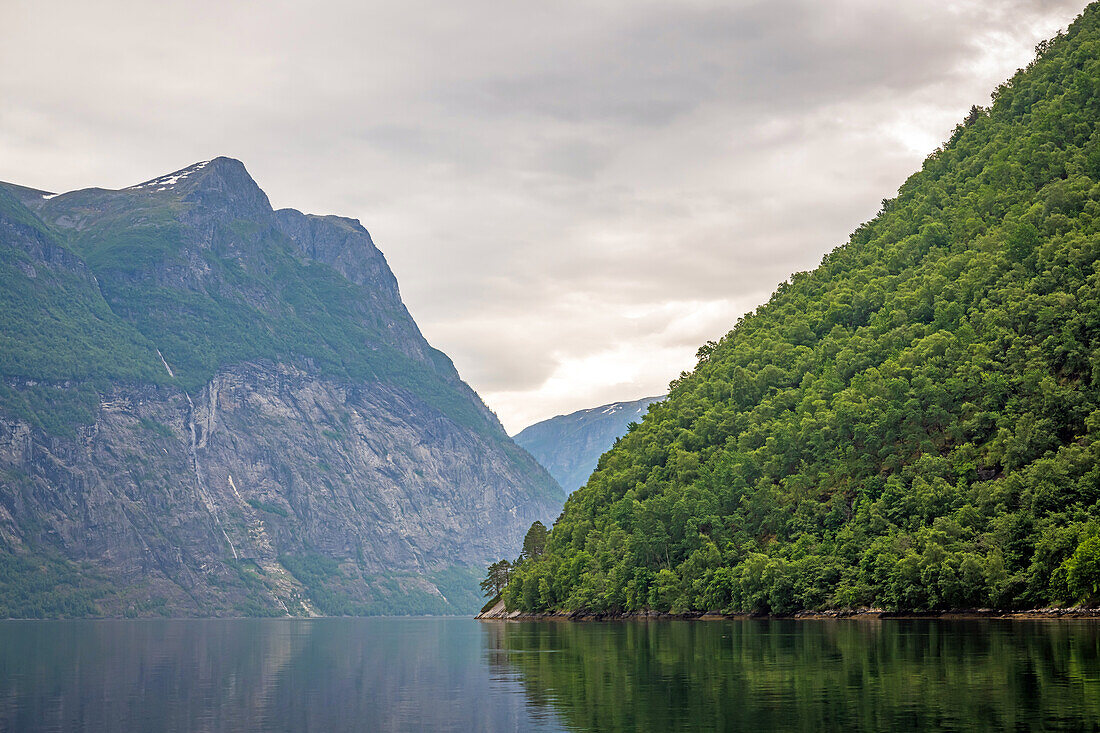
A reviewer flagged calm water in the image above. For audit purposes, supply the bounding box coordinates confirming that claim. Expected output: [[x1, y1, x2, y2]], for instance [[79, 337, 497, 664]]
[[1, 617, 1098, 732]]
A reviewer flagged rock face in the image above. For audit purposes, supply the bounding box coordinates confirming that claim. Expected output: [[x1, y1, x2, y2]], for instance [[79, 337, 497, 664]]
[[475, 598, 517, 620], [513, 396, 664, 493], [0, 158, 562, 617]]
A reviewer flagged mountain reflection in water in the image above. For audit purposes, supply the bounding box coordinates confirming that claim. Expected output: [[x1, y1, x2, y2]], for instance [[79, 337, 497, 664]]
[[0, 617, 562, 732]]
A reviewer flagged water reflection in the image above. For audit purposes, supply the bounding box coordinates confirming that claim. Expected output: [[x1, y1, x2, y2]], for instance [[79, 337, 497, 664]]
[[483, 619, 1100, 732], [0, 618, 563, 732], [3, 617, 1096, 732]]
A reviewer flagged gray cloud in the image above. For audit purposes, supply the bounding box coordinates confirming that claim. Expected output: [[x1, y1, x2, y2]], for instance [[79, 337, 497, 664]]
[[0, 0, 1086, 431]]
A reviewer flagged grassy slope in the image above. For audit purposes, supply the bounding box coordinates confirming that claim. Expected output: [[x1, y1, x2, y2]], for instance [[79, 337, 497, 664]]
[[0, 186, 169, 435], [505, 5, 1100, 614], [61, 189, 498, 434], [0, 170, 500, 438]]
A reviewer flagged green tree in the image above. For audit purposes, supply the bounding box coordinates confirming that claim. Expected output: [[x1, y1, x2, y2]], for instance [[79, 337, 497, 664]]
[[480, 559, 513, 598], [1062, 538, 1100, 603], [520, 521, 549, 561]]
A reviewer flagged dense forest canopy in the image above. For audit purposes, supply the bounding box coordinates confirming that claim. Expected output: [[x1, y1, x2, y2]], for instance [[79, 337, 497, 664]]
[[504, 4, 1100, 614]]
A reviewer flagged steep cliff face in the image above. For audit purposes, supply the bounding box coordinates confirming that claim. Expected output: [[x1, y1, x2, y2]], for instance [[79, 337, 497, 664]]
[[0, 159, 561, 617], [514, 396, 664, 492]]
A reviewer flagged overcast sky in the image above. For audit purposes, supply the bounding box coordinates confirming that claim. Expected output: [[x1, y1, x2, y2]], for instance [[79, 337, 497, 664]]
[[0, 0, 1086, 432]]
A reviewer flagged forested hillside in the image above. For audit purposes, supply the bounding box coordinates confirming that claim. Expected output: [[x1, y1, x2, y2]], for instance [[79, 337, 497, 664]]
[[505, 5, 1100, 614]]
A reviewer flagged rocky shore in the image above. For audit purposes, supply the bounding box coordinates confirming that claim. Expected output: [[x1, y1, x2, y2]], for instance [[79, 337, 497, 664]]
[[476, 598, 1100, 621]]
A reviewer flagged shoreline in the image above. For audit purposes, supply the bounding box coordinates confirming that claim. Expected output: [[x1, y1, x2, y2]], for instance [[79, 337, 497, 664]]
[[475, 599, 1100, 622]]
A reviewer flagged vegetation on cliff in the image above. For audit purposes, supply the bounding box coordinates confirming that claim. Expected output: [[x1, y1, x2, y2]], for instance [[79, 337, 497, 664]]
[[505, 6, 1100, 614], [0, 160, 561, 617], [1, 161, 498, 436]]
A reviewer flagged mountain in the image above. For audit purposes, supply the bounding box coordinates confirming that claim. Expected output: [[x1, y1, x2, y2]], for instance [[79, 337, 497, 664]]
[[0, 157, 562, 618], [514, 397, 664, 492], [504, 7, 1100, 615]]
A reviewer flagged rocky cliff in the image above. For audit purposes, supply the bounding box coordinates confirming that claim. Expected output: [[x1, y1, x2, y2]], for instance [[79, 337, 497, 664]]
[[0, 158, 562, 617]]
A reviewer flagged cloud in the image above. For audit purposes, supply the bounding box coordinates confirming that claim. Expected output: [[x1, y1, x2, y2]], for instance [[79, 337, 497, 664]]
[[0, 0, 1086, 431]]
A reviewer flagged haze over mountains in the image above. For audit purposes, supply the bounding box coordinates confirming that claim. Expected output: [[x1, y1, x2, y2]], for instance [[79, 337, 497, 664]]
[[514, 396, 664, 493], [0, 157, 561, 617]]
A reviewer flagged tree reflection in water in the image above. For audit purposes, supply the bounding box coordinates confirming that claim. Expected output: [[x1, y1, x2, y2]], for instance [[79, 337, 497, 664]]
[[483, 619, 1100, 732]]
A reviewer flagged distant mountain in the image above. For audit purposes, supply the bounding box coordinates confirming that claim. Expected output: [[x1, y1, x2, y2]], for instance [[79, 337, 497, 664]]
[[514, 396, 664, 492], [0, 157, 561, 617]]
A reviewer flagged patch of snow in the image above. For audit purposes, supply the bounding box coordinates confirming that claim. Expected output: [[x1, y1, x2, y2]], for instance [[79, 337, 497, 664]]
[[127, 160, 211, 190], [41, 192, 61, 200]]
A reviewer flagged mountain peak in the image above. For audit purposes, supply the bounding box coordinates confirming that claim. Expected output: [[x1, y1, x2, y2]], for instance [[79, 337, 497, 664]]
[[0, 151, 563, 617], [125, 159, 213, 191], [125, 157, 254, 194], [128, 156, 272, 221]]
